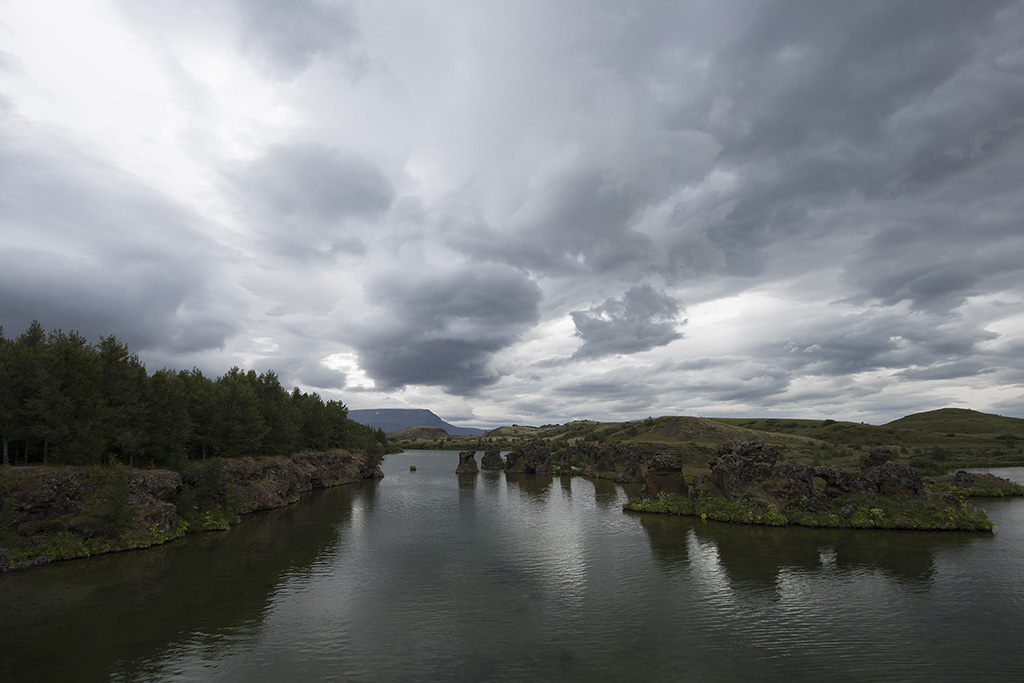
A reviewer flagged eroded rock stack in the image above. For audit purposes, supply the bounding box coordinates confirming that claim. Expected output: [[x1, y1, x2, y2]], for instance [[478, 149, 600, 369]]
[[581, 444, 618, 477], [456, 450, 479, 474], [480, 447, 504, 470], [708, 441, 780, 498], [706, 442, 925, 502], [505, 438, 552, 474], [640, 454, 687, 499], [618, 445, 647, 483]]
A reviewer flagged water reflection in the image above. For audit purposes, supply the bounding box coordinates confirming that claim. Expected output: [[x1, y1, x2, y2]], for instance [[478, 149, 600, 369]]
[[636, 511, 988, 588], [1, 484, 366, 682], [505, 472, 554, 498]]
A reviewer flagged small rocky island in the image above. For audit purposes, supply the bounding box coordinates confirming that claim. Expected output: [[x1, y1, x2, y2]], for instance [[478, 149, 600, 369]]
[[624, 441, 1003, 532]]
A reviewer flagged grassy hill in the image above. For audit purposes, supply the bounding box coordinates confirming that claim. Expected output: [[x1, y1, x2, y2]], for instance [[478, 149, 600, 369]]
[[389, 407, 1024, 470], [388, 426, 450, 442], [709, 408, 1024, 467], [885, 408, 1024, 436]]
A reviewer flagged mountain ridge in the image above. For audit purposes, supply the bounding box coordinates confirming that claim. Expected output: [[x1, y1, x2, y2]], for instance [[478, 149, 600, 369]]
[[347, 409, 486, 436]]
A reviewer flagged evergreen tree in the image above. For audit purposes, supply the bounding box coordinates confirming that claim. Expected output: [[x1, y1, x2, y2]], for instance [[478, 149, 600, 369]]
[[96, 335, 147, 465], [144, 369, 191, 468], [214, 367, 268, 458], [0, 327, 12, 465]]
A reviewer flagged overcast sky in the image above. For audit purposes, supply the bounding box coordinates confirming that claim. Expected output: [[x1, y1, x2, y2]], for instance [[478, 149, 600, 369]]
[[2, 1, 1023, 427]]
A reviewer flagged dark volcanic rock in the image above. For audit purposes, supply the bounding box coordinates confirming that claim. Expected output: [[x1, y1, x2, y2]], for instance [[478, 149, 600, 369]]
[[480, 447, 504, 470], [505, 438, 552, 474], [708, 441, 780, 498], [862, 447, 894, 471], [559, 448, 572, 474], [640, 454, 687, 499], [953, 470, 975, 488], [812, 466, 877, 497], [456, 450, 479, 474], [618, 445, 646, 483], [582, 444, 618, 477], [865, 461, 926, 499]]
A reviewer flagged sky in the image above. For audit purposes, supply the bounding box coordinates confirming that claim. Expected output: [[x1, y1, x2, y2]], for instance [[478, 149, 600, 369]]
[[2, 0, 1023, 428]]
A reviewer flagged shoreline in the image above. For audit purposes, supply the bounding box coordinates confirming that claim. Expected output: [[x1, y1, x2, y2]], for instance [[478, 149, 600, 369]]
[[0, 450, 383, 572]]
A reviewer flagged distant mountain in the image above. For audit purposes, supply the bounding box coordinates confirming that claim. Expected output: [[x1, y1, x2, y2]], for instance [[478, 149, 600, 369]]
[[348, 409, 486, 436]]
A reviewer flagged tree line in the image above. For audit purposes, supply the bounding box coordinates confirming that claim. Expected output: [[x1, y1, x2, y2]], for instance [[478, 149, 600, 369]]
[[0, 321, 390, 468]]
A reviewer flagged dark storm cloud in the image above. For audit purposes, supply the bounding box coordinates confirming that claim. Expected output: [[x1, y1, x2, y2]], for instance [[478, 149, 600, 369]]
[[228, 142, 394, 259], [351, 267, 543, 394], [0, 129, 238, 354], [699, 1, 1023, 298], [571, 284, 685, 359]]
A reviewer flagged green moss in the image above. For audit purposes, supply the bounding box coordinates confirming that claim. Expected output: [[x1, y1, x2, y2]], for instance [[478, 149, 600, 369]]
[[624, 488, 994, 532]]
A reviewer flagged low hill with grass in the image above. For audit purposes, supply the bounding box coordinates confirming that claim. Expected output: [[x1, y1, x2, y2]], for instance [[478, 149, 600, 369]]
[[708, 408, 1024, 467], [389, 407, 1023, 472], [387, 426, 450, 442]]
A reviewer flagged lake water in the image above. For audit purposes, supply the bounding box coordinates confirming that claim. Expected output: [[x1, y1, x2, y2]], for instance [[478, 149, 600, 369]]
[[2, 453, 1023, 682]]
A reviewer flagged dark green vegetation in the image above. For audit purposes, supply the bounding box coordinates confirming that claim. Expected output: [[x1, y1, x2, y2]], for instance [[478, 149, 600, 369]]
[[624, 483, 995, 532], [0, 321, 393, 468]]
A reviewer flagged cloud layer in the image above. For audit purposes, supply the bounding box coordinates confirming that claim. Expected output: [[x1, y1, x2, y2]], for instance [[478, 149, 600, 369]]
[[2, 0, 1022, 425]]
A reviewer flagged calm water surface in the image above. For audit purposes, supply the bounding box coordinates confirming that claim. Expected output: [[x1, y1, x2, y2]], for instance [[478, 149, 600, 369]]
[[2, 454, 1023, 682]]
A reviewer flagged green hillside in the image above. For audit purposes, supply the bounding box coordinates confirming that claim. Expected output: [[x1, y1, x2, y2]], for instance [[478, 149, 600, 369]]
[[390, 407, 1024, 471], [885, 408, 1024, 436], [710, 408, 1024, 466]]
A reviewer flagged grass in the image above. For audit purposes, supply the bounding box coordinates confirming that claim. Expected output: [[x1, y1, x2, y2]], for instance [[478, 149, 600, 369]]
[[624, 479, 995, 532]]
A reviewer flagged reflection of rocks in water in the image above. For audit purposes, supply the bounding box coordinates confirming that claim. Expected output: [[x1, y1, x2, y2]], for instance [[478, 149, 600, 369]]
[[634, 514, 692, 568], [685, 521, 975, 586], [456, 450, 479, 473], [585, 477, 623, 511], [560, 476, 573, 496], [457, 473, 478, 489], [505, 472, 553, 498], [480, 469, 503, 493], [689, 522, 822, 585], [2, 483, 368, 682], [636, 496, 983, 588]]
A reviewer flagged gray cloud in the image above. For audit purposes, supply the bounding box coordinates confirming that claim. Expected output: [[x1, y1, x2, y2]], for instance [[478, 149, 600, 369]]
[[351, 267, 543, 394], [3, 0, 1023, 424], [227, 142, 394, 260], [234, 0, 365, 78], [571, 284, 685, 359], [0, 127, 239, 355]]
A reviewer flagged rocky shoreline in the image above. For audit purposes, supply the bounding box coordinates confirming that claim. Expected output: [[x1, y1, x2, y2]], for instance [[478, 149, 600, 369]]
[[624, 441, 999, 532], [0, 450, 383, 572]]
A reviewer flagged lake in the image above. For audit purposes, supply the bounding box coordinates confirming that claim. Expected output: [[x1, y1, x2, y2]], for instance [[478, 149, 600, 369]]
[[2, 453, 1022, 682]]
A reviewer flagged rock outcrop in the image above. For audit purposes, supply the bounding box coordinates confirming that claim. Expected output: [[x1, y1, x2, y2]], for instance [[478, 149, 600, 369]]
[[640, 454, 687, 499], [1, 450, 381, 547], [480, 447, 504, 470], [217, 450, 381, 513], [706, 441, 925, 502], [579, 444, 618, 477], [618, 445, 646, 483], [456, 450, 479, 474], [708, 441, 780, 498], [505, 438, 552, 474]]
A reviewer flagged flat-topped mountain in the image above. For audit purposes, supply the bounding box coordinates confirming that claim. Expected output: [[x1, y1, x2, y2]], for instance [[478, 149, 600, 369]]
[[347, 409, 485, 436]]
